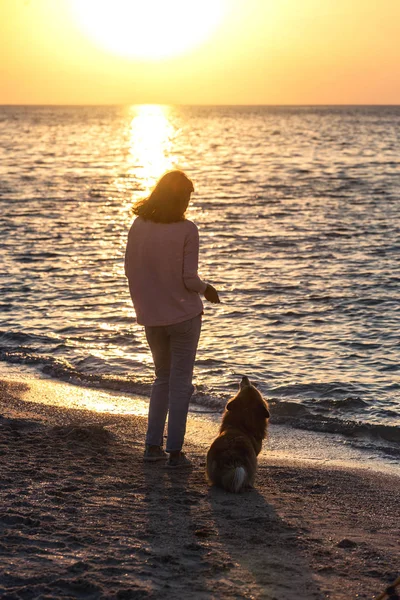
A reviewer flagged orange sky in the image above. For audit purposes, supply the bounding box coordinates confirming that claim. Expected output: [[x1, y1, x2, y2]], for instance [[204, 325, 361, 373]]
[[1, 0, 400, 105]]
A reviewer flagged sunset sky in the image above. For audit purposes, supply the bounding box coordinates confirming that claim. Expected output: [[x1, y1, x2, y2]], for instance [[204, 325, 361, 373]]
[[1, 0, 399, 105]]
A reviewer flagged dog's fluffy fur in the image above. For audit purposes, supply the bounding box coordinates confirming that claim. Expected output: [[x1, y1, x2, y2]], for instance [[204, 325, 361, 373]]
[[206, 376, 270, 493]]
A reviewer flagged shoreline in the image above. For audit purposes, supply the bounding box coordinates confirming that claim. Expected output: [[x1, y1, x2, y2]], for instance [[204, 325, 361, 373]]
[[1, 360, 399, 469], [1, 362, 398, 477], [1, 374, 399, 599]]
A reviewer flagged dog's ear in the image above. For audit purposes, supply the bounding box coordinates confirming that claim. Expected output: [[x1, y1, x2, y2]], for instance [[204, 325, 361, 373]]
[[226, 396, 240, 411], [261, 404, 270, 419]]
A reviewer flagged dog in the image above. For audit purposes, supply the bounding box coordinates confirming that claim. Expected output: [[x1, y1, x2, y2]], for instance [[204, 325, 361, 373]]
[[206, 376, 270, 493]]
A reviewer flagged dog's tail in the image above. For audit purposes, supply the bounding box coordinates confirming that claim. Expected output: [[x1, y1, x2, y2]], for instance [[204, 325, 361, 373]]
[[221, 465, 247, 493]]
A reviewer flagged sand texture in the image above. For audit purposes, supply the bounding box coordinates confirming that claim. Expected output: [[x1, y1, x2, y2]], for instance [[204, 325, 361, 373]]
[[0, 378, 399, 600]]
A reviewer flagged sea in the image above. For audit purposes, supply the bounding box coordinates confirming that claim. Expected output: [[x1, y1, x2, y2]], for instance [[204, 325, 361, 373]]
[[0, 104, 399, 462]]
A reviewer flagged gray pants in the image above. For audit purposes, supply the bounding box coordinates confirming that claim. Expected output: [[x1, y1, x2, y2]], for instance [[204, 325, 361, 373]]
[[144, 314, 202, 452]]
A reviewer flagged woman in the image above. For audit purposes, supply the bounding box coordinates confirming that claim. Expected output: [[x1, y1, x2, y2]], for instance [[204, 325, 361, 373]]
[[125, 170, 220, 467]]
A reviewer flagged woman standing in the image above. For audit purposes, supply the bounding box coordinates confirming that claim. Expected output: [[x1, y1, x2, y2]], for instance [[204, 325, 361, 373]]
[[125, 170, 220, 467]]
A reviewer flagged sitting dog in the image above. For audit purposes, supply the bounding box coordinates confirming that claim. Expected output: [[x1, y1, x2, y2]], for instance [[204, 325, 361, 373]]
[[206, 376, 270, 493]]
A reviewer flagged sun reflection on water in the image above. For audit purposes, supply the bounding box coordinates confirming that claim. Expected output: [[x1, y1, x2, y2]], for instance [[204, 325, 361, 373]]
[[128, 105, 177, 195]]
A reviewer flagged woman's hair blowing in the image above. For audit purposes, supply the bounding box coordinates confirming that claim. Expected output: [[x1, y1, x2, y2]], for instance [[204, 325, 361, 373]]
[[133, 170, 194, 223]]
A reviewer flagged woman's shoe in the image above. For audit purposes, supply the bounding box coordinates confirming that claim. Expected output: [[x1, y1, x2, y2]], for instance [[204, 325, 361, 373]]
[[143, 445, 167, 462], [166, 451, 192, 468]]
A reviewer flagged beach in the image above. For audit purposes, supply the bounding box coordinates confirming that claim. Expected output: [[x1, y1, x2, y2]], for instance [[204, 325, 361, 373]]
[[1, 374, 399, 600]]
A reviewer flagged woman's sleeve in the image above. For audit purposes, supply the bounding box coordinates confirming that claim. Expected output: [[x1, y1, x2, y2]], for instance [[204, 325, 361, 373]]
[[124, 225, 134, 278], [183, 224, 207, 294]]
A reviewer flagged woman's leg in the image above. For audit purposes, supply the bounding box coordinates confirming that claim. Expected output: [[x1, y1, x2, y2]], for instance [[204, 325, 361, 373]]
[[166, 315, 202, 453], [145, 325, 171, 447]]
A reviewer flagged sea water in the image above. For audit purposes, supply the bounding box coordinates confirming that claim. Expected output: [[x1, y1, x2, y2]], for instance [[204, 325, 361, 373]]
[[0, 105, 399, 460]]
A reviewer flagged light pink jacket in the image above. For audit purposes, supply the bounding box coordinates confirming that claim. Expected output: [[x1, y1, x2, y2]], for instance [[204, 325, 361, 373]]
[[124, 217, 207, 326]]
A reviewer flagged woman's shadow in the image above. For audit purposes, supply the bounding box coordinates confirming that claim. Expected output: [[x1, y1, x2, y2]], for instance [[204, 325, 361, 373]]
[[139, 459, 218, 597]]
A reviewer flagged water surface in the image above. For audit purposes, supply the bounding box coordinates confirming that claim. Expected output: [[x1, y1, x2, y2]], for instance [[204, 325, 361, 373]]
[[1, 105, 399, 457]]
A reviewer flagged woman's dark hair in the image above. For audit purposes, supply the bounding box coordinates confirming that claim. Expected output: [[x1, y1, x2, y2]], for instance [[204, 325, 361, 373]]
[[133, 170, 194, 223]]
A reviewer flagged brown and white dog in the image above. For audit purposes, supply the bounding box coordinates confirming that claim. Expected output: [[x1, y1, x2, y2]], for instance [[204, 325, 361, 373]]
[[206, 376, 270, 493]]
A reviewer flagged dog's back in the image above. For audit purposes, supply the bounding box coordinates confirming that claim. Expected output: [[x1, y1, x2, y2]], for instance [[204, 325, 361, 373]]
[[206, 376, 269, 493]]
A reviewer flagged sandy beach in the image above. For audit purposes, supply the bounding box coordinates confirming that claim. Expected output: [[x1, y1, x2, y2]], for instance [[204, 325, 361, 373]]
[[0, 375, 399, 600]]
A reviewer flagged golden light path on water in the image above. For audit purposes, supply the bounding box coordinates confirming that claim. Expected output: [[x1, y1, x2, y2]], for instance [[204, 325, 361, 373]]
[[128, 104, 177, 195]]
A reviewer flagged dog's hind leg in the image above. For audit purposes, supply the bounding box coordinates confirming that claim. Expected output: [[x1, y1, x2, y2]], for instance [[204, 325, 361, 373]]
[[206, 459, 218, 485]]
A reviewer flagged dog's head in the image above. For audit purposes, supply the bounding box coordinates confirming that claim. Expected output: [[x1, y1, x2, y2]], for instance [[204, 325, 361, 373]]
[[223, 376, 270, 439]]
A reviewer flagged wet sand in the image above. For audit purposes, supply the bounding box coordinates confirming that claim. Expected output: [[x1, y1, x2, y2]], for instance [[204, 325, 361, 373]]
[[0, 377, 399, 599]]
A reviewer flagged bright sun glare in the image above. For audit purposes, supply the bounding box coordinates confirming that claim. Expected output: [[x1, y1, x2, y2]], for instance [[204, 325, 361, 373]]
[[70, 0, 227, 60], [129, 105, 175, 190]]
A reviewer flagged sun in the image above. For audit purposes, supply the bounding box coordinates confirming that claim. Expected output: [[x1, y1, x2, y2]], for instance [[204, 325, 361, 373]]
[[70, 0, 227, 60]]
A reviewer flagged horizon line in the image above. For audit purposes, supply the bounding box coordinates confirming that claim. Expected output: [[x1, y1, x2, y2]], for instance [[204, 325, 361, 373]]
[[1, 102, 400, 108]]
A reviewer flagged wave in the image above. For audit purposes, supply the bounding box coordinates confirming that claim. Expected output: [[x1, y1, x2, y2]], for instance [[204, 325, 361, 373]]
[[0, 349, 151, 396], [268, 381, 365, 398], [268, 398, 400, 452], [0, 329, 59, 347]]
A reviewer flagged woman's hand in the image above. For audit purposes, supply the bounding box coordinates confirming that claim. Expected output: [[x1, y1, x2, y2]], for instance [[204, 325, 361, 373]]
[[204, 283, 221, 303]]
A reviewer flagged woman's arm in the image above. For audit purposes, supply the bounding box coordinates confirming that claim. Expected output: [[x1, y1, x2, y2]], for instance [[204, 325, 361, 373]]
[[183, 223, 220, 303], [124, 224, 134, 278], [183, 223, 207, 293]]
